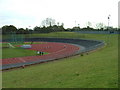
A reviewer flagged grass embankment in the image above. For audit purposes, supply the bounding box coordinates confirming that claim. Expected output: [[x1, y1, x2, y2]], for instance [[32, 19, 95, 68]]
[[2, 32, 118, 88]]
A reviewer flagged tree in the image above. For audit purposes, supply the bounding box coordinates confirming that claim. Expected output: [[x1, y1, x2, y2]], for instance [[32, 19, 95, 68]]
[[86, 21, 92, 28], [96, 23, 106, 30], [72, 26, 80, 31], [16, 28, 25, 34], [34, 26, 41, 32], [8, 25, 17, 32], [2, 25, 8, 34], [57, 22, 60, 26], [41, 18, 56, 27], [2, 25, 17, 34]]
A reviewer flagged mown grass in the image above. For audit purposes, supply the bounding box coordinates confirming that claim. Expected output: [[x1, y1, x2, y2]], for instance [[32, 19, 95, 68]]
[[2, 32, 118, 88]]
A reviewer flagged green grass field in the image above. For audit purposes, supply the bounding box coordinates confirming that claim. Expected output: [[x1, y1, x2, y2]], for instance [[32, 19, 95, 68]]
[[2, 32, 118, 88]]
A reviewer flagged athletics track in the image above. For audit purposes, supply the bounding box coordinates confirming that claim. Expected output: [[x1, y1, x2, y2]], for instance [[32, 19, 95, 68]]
[[1, 42, 80, 70], [1, 38, 105, 70]]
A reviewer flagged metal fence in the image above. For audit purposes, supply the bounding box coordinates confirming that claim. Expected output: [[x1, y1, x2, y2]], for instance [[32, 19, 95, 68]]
[[73, 31, 120, 34]]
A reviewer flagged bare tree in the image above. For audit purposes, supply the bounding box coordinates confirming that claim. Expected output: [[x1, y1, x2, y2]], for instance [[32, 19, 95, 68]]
[[86, 21, 92, 28], [96, 23, 106, 30], [41, 18, 56, 27], [57, 22, 59, 26]]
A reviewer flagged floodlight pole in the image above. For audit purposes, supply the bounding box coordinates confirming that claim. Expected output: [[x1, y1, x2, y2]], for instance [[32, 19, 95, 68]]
[[107, 14, 111, 45], [108, 14, 111, 29]]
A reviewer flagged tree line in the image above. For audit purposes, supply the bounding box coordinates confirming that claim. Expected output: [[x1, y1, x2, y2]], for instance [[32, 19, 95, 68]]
[[1, 18, 119, 35]]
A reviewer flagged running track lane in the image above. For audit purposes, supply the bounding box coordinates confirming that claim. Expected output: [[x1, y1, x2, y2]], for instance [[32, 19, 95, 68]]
[[1, 42, 80, 69]]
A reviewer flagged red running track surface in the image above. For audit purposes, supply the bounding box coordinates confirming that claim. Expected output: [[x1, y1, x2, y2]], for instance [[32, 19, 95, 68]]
[[1, 42, 80, 66]]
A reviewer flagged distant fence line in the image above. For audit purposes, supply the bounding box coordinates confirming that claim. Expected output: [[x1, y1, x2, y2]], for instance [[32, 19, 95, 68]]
[[73, 31, 120, 34]]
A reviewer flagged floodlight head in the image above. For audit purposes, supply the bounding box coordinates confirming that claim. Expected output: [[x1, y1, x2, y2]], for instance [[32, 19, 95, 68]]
[[108, 14, 111, 19]]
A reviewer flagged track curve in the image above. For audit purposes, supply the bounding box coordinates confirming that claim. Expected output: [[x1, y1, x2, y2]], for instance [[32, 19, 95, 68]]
[[2, 42, 81, 70], [2, 38, 105, 70]]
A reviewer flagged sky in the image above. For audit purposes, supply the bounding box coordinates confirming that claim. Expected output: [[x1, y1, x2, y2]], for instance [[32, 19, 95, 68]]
[[0, 0, 119, 29]]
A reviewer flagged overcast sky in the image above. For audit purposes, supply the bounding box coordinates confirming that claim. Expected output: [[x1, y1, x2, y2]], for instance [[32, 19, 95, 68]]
[[0, 0, 119, 29]]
